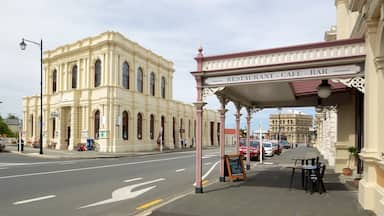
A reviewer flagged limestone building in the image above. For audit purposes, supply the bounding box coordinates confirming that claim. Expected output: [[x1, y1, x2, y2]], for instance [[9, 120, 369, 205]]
[[22, 31, 219, 152], [269, 111, 313, 145]]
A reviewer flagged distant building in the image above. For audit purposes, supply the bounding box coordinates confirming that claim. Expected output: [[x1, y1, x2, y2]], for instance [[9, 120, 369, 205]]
[[22, 31, 219, 152], [224, 128, 236, 145], [5, 118, 19, 134], [269, 111, 313, 145]]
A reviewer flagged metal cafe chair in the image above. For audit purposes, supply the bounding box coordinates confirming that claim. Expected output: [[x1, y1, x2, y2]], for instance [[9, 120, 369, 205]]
[[289, 156, 319, 189], [306, 164, 326, 194]]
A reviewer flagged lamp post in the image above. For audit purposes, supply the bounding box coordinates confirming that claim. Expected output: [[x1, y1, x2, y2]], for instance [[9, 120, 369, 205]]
[[20, 38, 43, 154]]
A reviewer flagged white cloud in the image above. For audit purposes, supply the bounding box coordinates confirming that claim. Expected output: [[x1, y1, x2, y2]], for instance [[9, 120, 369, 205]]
[[0, 0, 334, 130]]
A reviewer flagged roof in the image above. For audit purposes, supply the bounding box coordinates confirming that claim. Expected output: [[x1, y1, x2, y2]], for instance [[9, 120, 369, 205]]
[[224, 129, 237, 135]]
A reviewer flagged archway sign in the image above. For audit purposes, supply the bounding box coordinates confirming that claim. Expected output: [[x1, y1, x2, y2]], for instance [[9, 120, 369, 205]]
[[191, 38, 366, 193]]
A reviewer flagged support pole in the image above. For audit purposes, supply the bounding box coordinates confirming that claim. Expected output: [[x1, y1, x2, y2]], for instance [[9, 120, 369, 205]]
[[219, 109, 227, 182], [246, 115, 251, 170]]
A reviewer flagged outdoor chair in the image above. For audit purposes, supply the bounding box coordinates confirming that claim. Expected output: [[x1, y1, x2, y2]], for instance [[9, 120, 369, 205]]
[[306, 164, 326, 194], [289, 156, 320, 189]]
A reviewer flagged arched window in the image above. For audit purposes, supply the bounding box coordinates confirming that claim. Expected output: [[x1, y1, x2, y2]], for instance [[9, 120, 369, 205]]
[[31, 115, 34, 137], [137, 67, 143, 93], [150, 114, 154, 139], [95, 59, 101, 87], [72, 65, 78, 89], [52, 69, 57, 93], [122, 62, 129, 89], [52, 118, 56, 138], [150, 72, 155, 96], [161, 76, 166, 98], [95, 110, 100, 139], [137, 113, 143, 139], [122, 111, 128, 140]]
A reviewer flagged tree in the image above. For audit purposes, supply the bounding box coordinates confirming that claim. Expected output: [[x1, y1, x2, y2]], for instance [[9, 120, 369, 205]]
[[0, 115, 16, 137]]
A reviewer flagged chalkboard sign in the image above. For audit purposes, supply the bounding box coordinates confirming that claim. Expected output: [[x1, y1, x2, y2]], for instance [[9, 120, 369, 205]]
[[224, 154, 246, 182]]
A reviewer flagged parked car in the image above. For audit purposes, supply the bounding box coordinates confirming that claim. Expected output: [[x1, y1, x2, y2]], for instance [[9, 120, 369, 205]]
[[263, 142, 274, 157], [279, 140, 291, 149], [0, 138, 6, 152], [272, 143, 282, 155], [239, 140, 261, 160]]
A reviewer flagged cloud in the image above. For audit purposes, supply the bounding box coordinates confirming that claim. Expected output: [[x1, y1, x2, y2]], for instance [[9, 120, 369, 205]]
[[0, 0, 334, 127]]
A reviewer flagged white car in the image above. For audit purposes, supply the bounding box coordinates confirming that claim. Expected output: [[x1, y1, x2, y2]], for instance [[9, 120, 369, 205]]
[[263, 142, 274, 157]]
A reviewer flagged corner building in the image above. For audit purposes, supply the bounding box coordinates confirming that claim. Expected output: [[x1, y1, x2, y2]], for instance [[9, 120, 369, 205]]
[[22, 31, 219, 152]]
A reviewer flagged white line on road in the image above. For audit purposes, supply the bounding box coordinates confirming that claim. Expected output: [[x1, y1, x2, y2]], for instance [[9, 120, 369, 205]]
[[0, 155, 193, 180], [175, 169, 185, 172], [204, 162, 212, 166], [13, 195, 56, 205], [124, 178, 143, 183], [0, 167, 9, 170], [193, 160, 220, 186]]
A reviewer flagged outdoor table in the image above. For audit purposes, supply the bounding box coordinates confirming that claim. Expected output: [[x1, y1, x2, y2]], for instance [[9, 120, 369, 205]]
[[289, 153, 319, 189]]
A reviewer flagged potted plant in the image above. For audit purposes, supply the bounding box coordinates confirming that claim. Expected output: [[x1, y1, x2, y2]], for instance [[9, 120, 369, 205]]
[[342, 146, 358, 176]]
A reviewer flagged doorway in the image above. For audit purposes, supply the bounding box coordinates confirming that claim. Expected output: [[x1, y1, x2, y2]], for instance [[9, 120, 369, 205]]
[[67, 126, 71, 147]]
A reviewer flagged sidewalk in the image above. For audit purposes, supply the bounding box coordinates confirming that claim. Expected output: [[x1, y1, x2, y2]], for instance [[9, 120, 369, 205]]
[[5, 144, 203, 159], [145, 148, 375, 216]]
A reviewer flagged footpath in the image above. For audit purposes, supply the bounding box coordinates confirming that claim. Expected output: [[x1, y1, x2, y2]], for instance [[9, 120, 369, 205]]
[[144, 147, 375, 216]]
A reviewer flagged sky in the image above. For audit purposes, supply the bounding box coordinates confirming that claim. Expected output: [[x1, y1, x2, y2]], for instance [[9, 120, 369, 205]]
[[0, 0, 335, 130]]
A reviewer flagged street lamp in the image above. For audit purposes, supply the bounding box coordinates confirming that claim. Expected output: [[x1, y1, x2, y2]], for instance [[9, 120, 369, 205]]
[[277, 107, 282, 145], [20, 38, 43, 154]]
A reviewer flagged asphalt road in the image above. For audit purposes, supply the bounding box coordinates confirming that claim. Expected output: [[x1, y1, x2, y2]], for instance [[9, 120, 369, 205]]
[[0, 148, 226, 216]]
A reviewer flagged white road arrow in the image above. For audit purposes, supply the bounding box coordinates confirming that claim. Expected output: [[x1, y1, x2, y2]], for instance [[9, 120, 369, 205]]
[[79, 178, 165, 209]]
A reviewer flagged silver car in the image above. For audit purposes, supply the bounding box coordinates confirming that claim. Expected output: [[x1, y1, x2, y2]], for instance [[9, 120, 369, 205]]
[[263, 142, 274, 157]]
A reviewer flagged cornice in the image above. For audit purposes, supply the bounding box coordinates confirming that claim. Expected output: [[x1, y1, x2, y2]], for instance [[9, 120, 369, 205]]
[[44, 31, 173, 69]]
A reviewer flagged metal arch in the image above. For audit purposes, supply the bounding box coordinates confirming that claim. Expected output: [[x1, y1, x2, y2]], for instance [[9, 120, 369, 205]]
[[202, 87, 224, 100], [332, 76, 365, 93]]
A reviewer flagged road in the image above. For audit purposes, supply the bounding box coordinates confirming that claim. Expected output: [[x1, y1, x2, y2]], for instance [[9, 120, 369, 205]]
[[0, 148, 226, 216]]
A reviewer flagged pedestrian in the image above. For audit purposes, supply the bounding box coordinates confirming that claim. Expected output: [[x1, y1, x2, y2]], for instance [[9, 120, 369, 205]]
[[184, 139, 187, 148]]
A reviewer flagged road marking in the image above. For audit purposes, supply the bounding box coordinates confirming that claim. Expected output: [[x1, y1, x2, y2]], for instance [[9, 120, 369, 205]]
[[202, 180, 209, 186], [79, 178, 165, 209], [136, 199, 163, 210], [0, 159, 92, 167], [193, 160, 220, 186], [0, 167, 9, 170], [13, 195, 56, 205], [0, 155, 192, 180], [124, 178, 143, 183], [204, 162, 212, 165], [202, 154, 217, 159], [175, 169, 185, 172]]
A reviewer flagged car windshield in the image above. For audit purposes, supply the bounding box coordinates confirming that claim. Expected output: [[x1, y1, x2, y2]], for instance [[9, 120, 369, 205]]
[[263, 143, 272, 147], [250, 141, 259, 147]]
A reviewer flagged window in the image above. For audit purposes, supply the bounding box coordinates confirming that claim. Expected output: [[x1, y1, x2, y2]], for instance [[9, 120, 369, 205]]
[[137, 113, 142, 139], [122, 111, 128, 140], [161, 76, 166, 98], [72, 65, 78, 89], [150, 72, 155, 96], [95, 110, 100, 139], [31, 115, 34, 137], [150, 114, 154, 139], [52, 69, 57, 93], [122, 62, 129, 89], [137, 67, 143, 93], [95, 59, 101, 87], [52, 118, 56, 138]]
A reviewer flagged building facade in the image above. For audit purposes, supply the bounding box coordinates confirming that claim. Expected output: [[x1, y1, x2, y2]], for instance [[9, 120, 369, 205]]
[[22, 31, 219, 152], [269, 112, 313, 145]]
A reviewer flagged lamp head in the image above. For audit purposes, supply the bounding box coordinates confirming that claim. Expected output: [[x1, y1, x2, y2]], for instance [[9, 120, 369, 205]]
[[317, 80, 331, 99], [19, 39, 26, 50]]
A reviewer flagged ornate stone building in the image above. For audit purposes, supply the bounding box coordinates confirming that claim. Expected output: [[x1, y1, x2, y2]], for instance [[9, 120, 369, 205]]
[[269, 112, 313, 145], [22, 31, 219, 152]]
